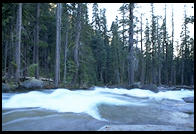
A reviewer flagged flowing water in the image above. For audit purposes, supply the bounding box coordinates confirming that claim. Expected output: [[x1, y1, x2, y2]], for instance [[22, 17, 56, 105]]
[[2, 87, 194, 131]]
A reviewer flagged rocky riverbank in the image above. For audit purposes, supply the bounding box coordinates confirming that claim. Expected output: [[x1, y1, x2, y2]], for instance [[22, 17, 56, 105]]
[[2, 78, 194, 93], [2, 77, 54, 93]]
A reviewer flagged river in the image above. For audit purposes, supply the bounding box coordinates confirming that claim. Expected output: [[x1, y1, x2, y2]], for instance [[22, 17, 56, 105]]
[[2, 87, 194, 131]]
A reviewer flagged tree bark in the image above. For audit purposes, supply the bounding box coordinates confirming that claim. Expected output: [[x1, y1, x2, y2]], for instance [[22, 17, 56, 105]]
[[72, 4, 82, 85], [4, 41, 8, 75], [44, 33, 48, 75], [173, 63, 176, 85], [151, 4, 157, 85], [181, 6, 187, 86], [63, 26, 69, 83], [15, 3, 22, 81], [33, 27, 36, 65], [121, 6, 126, 84], [8, 28, 14, 78], [128, 3, 134, 86], [23, 37, 27, 77], [140, 14, 145, 86], [35, 3, 40, 79], [181, 61, 184, 85], [170, 6, 174, 85], [157, 17, 161, 86], [164, 4, 169, 85], [55, 3, 62, 87]]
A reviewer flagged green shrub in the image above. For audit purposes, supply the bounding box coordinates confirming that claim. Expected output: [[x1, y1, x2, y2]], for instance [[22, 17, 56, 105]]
[[28, 64, 38, 77]]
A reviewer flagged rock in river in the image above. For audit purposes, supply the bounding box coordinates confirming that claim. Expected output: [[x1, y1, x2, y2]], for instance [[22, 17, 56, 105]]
[[98, 125, 193, 131], [183, 97, 194, 103]]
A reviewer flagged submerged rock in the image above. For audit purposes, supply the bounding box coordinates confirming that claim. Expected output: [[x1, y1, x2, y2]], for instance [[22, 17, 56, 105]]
[[183, 97, 194, 103], [20, 78, 44, 89], [98, 125, 193, 131]]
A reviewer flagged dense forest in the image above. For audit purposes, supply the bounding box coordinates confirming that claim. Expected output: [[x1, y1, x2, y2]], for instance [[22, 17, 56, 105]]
[[2, 3, 194, 89]]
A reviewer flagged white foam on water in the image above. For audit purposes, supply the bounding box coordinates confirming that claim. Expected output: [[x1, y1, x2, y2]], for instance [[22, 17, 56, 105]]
[[2, 88, 131, 121], [92, 87, 194, 101], [2, 87, 194, 121], [155, 89, 194, 100]]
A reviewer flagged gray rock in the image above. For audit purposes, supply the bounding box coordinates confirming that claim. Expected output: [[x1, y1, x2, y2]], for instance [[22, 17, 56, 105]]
[[183, 97, 194, 103], [98, 125, 193, 131], [175, 85, 194, 90], [141, 84, 158, 93], [2, 83, 11, 92], [20, 78, 44, 89], [131, 82, 142, 88]]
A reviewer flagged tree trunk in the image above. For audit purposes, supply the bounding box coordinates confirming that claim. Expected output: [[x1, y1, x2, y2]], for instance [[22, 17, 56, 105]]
[[181, 6, 187, 86], [170, 6, 174, 85], [63, 27, 69, 83], [151, 4, 157, 85], [191, 67, 194, 85], [35, 3, 40, 79], [128, 3, 134, 86], [33, 27, 36, 65], [164, 4, 169, 85], [181, 60, 184, 85], [116, 69, 120, 85], [121, 9, 126, 84], [4, 41, 8, 76], [157, 17, 161, 86], [23, 38, 27, 77], [140, 14, 145, 86], [173, 63, 176, 85], [8, 29, 14, 78], [55, 3, 62, 87], [44, 33, 48, 75], [15, 3, 22, 81], [72, 4, 82, 85]]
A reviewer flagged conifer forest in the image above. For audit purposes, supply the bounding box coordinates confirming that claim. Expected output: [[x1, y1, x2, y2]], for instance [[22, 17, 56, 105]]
[[2, 3, 194, 89], [2, 3, 195, 131]]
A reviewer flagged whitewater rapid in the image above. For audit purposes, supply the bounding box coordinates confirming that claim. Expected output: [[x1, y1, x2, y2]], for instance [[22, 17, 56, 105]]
[[2, 87, 194, 121]]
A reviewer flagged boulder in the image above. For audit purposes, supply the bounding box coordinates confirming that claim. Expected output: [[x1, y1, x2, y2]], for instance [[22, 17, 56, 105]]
[[2, 83, 11, 92], [131, 82, 142, 88], [183, 97, 194, 103], [20, 78, 44, 89], [141, 84, 158, 93]]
